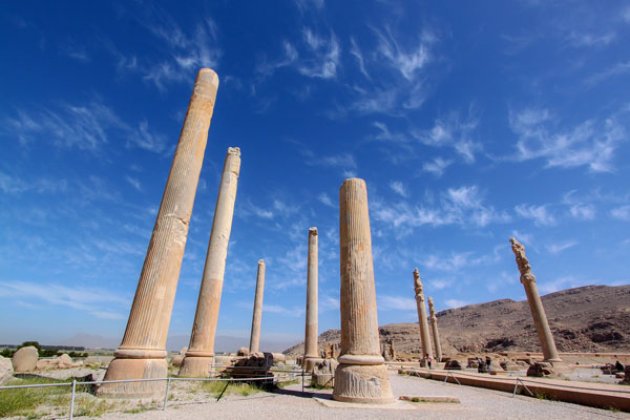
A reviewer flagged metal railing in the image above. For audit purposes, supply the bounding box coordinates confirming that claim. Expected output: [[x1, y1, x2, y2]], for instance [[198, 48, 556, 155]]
[[0, 369, 311, 419]]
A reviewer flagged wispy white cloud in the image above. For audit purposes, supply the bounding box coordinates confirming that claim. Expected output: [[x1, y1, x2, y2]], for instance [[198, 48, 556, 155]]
[[141, 17, 220, 90], [422, 157, 452, 177], [294, 0, 325, 13], [0, 171, 68, 195], [125, 176, 142, 192], [373, 27, 433, 81], [349, 37, 370, 79], [569, 204, 596, 220], [546, 240, 578, 254], [299, 28, 340, 79], [0, 280, 129, 320], [60, 41, 90, 62], [565, 31, 616, 48], [389, 181, 407, 197], [378, 295, 417, 311], [373, 185, 509, 232], [317, 192, 335, 208], [515, 204, 556, 226], [508, 107, 626, 172], [445, 299, 469, 309], [611, 205, 630, 221], [3, 99, 166, 154], [511, 230, 533, 246], [264, 304, 305, 317], [586, 61, 630, 86]]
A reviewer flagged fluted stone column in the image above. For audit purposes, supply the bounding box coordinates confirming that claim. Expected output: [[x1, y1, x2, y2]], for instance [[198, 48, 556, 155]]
[[99, 68, 219, 397], [179, 147, 241, 377], [304, 227, 321, 372], [414, 268, 433, 363], [249, 260, 266, 354], [510, 238, 562, 363], [428, 297, 443, 362], [333, 178, 393, 404]]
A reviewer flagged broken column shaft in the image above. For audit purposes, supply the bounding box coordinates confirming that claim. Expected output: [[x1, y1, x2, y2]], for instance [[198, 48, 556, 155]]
[[179, 147, 241, 377], [99, 68, 219, 397], [333, 178, 393, 404]]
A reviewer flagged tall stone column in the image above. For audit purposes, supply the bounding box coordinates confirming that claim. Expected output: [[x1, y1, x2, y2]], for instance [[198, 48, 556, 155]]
[[99, 68, 219, 397], [510, 238, 562, 363], [414, 268, 433, 363], [428, 297, 443, 362], [333, 178, 393, 404], [304, 227, 321, 372], [249, 259, 266, 354], [179, 147, 241, 377]]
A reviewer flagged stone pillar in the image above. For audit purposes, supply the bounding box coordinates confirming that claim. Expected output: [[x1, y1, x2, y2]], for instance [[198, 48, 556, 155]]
[[510, 237, 562, 363], [333, 178, 393, 404], [98, 68, 219, 397], [179, 147, 241, 377], [428, 297, 443, 362], [249, 259, 266, 354], [414, 268, 433, 363], [304, 227, 321, 372]]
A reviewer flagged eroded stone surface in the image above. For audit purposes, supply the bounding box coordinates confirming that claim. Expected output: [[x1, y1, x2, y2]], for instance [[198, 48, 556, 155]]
[[12, 346, 38, 372], [0, 356, 14, 384], [414, 268, 433, 362], [332, 178, 393, 404], [510, 237, 562, 363], [180, 147, 241, 377], [99, 68, 219, 398], [428, 297, 443, 362], [304, 227, 319, 372], [249, 260, 266, 354]]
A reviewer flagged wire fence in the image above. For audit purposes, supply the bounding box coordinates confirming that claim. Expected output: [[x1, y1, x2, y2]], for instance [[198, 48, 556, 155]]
[[0, 368, 311, 419]]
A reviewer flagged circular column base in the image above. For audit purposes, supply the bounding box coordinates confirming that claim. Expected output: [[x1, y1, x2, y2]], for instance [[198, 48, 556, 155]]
[[178, 355, 214, 377], [97, 357, 168, 398], [332, 360, 394, 404]]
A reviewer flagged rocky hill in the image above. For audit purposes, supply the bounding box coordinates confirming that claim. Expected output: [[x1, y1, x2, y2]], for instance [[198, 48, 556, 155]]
[[284, 285, 630, 356]]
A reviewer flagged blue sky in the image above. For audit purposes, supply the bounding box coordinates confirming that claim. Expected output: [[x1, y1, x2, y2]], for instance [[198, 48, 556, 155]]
[[1, 1, 629, 349]]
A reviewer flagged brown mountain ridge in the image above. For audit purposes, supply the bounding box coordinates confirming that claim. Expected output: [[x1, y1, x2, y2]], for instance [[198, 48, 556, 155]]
[[284, 285, 630, 356]]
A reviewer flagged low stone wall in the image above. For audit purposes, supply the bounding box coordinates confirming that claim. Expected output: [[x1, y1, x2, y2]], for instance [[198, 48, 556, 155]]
[[400, 368, 630, 412]]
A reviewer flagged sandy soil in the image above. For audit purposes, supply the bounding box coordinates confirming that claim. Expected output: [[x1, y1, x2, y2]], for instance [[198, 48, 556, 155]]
[[87, 372, 628, 420]]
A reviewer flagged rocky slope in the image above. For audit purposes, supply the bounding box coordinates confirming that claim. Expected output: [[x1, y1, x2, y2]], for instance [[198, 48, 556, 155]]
[[284, 285, 630, 356]]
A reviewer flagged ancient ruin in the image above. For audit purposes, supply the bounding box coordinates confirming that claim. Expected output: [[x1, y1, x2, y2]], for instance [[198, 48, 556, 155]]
[[332, 178, 394, 404], [304, 227, 321, 372], [428, 297, 443, 362], [179, 147, 241, 377], [510, 237, 562, 364], [98, 68, 219, 397], [413, 268, 434, 364], [249, 259, 266, 354]]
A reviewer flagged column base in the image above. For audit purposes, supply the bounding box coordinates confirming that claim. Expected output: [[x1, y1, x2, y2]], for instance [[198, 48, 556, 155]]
[[178, 355, 214, 377], [332, 357, 394, 404], [97, 357, 167, 398], [304, 356, 323, 373]]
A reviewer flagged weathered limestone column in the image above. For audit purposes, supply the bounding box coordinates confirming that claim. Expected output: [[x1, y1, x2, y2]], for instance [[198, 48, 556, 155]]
[[333, 178, 393, 404], [99, 68, 219, 397], [414, 268, 434, 363], [428, 297, 443, 362], [510, 237, 562, 363], [179, 147, 241, 377], [249, 259, 266, 354], [304, 227, 321, 372]]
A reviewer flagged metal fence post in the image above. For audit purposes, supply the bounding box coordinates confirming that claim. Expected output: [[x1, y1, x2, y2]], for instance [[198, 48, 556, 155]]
[[69, 379, 77, 420], [162, 377, 171, 411]]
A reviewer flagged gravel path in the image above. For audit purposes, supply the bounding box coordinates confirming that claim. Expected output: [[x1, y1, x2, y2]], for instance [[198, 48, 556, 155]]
[[93, 373, 629, 420]]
